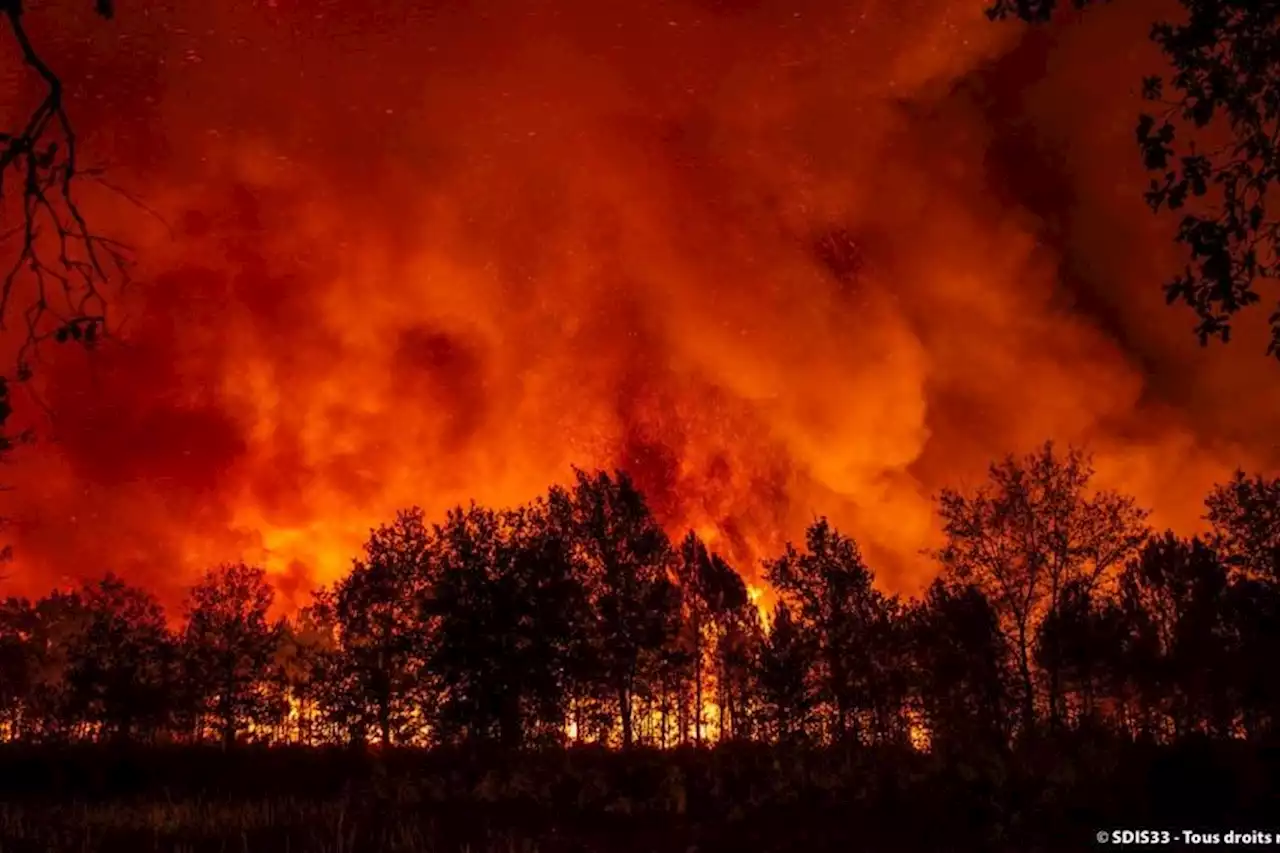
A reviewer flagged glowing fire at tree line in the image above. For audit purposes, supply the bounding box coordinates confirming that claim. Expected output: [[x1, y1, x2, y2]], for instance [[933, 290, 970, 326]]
[[0, 443, 1276, 751]]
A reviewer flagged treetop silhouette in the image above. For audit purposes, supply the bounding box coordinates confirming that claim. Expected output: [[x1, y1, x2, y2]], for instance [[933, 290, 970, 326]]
[[0, 449, 1272, 751]]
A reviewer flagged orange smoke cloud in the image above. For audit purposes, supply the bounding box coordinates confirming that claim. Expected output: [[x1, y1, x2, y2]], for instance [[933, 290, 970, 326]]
[[0, 0, 1275, 609]]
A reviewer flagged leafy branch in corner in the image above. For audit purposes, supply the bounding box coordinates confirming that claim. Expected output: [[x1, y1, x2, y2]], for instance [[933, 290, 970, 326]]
[[988, 0, 1280, 360], [0, 0, 127, 388]]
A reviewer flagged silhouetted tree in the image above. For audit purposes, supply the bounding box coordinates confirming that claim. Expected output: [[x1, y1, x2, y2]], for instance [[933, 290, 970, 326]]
[[1221, 573, 1280, 738], [182, 563, 283, 750], [674, 532, 714, 745], [327, 509, 434, 747], [765, 518, 899, 743], [426, 501, 592, 748], [0, 597, 35, 737], [756, 602, 817, 743], [711, 586, 763, 742], [935, 443, 1149, 735], [272, 607, 335, 745], [634, 570, 685, 746], [63, 574, 173, 743], [555, 470, 678, 748], [1205, 471, 1280, 581], [909, 580, 1011, 754], [674, 532, 753, 744], [866, 594, 912, 745], [1034, 579, 1128, 728], [512, 498, 598, 745], [1199, 477, 1280, 735], [23, 590, 90, 740], [653, 588, 695, 746], [988, 0, 1280, 358], [1117, 533, 1231, 737], [301, 592, 367, 746]]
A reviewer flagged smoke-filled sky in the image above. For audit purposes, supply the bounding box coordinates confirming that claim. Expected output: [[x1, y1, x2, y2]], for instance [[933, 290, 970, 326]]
[[0, 0, 1276, 608]]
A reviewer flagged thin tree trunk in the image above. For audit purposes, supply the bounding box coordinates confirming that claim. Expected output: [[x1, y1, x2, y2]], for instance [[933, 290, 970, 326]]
[[619, 685, 633, 748], [694, 631, 703, 747], [1017, 621, 1036, 737], [660, 681, 669, 747], [677, 688, 689, 746]]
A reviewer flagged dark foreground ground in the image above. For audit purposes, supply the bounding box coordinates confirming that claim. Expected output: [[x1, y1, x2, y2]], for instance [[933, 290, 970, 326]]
[[0, 735, 1275, 852]]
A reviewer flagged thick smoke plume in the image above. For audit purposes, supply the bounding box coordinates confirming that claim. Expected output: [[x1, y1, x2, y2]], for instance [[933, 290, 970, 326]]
[[0, 0, 1275, 608]]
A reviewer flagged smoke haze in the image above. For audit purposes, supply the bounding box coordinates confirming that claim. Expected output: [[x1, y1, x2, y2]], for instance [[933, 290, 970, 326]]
[[0, 0, 1275, 608]]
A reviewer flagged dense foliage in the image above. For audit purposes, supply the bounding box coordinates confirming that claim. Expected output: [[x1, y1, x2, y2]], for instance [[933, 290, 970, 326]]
[[1, 443, 1277, 754], [988, 0, 1280, 358]]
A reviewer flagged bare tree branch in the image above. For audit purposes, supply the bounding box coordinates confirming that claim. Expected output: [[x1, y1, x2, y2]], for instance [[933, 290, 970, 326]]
[[0, 0, 128, 386], [0, 1, 122, 570]]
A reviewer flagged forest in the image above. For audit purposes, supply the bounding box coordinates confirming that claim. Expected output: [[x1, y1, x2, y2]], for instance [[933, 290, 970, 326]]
[[0, 0, 1274, 846], [0, 442, 1278, 851]]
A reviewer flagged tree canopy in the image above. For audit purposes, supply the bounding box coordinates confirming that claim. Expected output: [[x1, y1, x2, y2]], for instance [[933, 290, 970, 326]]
[[0, 454, 1272, 750], [988, 0, 1280, 359]]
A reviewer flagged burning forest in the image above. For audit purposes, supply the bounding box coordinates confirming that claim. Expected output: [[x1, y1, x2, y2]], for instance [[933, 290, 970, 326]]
[[0, 0, 1275, 850]]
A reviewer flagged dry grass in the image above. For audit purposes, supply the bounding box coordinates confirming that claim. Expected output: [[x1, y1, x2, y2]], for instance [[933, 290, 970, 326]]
[[0, 736, 1270, 852], [0, 798, 543, 853]]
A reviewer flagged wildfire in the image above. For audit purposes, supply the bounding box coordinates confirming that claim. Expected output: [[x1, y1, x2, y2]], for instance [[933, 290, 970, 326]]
[[746, 583, 772, 627], [0, 0, 1274, 611], [908, 717, 932, 753]]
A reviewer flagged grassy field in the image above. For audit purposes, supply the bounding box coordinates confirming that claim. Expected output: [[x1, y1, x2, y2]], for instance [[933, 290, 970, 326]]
[[0, 737, 1273, 852]]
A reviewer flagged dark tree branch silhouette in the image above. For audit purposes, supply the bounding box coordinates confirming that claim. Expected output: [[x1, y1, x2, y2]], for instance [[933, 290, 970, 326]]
[[988, 0, 1280, 359], [934, 442, 1149, 735], [0, 0, 126, 385]]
